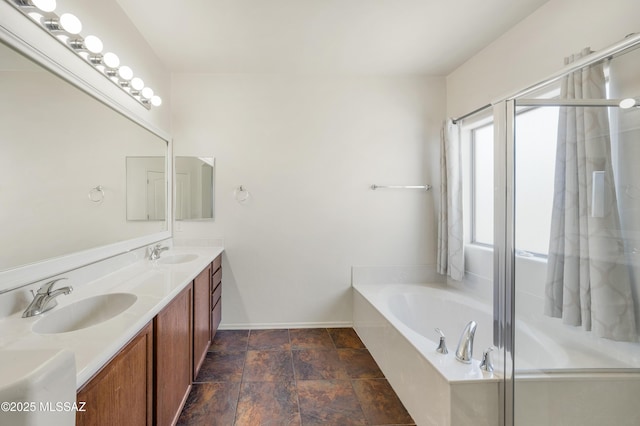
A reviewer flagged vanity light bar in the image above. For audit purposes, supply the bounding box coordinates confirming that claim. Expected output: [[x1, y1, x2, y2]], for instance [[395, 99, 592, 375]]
[[8, 0, 162, 109]]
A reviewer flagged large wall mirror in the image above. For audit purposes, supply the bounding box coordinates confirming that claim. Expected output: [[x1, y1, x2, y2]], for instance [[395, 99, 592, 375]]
[[0, 37, 169, 288], [126, 157, 215, 221]]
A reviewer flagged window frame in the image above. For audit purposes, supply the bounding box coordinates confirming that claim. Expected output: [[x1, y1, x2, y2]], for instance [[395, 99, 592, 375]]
[[466, 103, 559, 258]]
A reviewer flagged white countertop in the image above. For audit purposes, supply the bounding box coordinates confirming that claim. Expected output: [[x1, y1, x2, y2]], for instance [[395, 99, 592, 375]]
[[0, 246, 223, 389]]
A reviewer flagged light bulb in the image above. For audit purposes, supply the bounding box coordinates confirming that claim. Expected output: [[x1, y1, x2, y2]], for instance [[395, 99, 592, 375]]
[[84, 35, 103, 54], [130, 77, 144, 91], [141, 87, 154, 99], [59, 13, 81, 34], [118, 66, 133, 80], [619, 98, 637, 109], [102, 52, 119, 68], [151, 96, 162, 107], [32, 0, 56, 12]]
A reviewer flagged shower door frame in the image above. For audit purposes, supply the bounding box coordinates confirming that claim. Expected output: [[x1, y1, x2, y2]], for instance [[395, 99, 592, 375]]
[[492, 33, 640, 426], [493, 99, 515, 426]]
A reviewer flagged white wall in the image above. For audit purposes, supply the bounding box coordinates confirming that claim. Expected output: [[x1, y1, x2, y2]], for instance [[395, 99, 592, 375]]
[[172, 74, 445, 327], [447, 0, 640, 118]]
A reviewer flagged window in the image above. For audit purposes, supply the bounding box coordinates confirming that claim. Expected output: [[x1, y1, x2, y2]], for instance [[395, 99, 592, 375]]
[[514, 106, 559, 255], [471, 124, 494, 245], [467, 106, 559, 256]]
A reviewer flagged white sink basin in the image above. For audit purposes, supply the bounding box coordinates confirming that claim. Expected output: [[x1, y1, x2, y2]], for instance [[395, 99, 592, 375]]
[[32, 293, 137, 334], [156, 253, 198, 264]]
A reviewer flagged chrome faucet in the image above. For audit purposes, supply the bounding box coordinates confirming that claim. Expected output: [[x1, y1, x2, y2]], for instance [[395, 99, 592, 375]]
[[148, 243, 169, 260], [22, 278, 73, 318], [455, 320, 477, 364]]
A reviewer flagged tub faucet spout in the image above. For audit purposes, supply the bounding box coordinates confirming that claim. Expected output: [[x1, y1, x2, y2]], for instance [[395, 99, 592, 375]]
[[455, 320, 477, 364]]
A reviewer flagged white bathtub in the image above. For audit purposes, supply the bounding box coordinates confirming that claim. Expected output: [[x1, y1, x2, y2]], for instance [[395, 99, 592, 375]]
[[353, 281, 640, 426]]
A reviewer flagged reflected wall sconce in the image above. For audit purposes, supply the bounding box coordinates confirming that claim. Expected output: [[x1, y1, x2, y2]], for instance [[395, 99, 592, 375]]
[[8, 0, 162, 109]]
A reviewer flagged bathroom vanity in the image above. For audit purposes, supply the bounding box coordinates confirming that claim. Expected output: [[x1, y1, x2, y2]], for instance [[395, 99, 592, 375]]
[[71, 251, 223, 426], [0, 247, 223, 426]]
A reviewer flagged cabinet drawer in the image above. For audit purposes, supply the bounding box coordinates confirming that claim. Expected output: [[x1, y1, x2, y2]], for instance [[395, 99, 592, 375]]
[[212, 268, 222, 288], [212, 255, 222, 274], [211, 299, 222, 334], [211, 282, 221, 309]]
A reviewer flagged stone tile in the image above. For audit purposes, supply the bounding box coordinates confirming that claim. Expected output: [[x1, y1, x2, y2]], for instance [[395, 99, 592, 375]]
[[351, 379, 414, 425], [176, 382, 240, 426], [292, 349, 349, 380], [235, 381, 301, 426], [338, 348, 384, 379], [210, 329, 249, 352], [297, 380, 367, 425], [243, 350, 294, 382], [289, 328, 334, 350], [328, 328, 366, 349], [195, 351, 245, 382], [248, 329, 290, 351]]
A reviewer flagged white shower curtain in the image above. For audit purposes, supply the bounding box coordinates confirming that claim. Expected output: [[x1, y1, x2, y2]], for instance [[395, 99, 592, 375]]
[[544, 48, 636, 341], [437, 119, 464, 281]]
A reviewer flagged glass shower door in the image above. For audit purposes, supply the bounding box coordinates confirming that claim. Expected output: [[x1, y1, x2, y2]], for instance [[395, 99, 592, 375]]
[[508, 45, 640, 425]]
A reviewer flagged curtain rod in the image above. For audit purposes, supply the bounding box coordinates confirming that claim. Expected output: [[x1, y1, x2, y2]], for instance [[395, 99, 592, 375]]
[[451, 103, 492, 124], [450, 32, 640, 125]]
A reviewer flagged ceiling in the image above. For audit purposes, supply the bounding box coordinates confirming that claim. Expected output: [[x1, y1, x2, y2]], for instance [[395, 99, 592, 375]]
[[116, 0, 549, 75]]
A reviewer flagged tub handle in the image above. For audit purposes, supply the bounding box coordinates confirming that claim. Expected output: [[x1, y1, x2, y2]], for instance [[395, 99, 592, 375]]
[[480, 346, 496, 372], [434, 328, 448, 354]]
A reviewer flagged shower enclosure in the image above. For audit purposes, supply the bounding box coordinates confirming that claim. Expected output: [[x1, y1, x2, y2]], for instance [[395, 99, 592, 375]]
[[495, 35, 640, 425]]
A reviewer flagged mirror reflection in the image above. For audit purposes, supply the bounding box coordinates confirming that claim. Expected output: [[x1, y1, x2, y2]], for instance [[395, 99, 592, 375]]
[[126, 156, 215, 221], [0, 41, 168, 272], [126, 157, 167, 221], [175, 157, 215, 221]]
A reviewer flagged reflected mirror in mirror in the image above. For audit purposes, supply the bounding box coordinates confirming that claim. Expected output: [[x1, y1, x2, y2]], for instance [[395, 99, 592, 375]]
[[126, 157, 167, 221], [126, 157, 215, 221], [0, 41, 168, 272], [175, 157, 215, 221]]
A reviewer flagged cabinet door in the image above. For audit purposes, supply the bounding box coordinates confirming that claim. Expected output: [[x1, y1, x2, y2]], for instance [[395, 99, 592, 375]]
[[193, 264, 212, 380], [155, 284, 193, 426], [76, 322, 153, 426], [211, 255, 222, 340]]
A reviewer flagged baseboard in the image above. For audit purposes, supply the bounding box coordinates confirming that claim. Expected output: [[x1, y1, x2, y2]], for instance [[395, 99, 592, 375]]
[[219, 321, 353, 330]]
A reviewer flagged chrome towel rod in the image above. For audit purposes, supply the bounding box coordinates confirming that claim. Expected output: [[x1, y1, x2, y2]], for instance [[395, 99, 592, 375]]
[[370, 184, 431, 191]]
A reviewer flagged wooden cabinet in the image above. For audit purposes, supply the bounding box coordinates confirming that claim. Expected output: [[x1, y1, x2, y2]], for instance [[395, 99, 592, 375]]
[[211, 254, 222, 340], [154, 284, 193, 426], [75, 253, 222, 425], [76, 322, 153, 426], [193, 264, 212, 380]]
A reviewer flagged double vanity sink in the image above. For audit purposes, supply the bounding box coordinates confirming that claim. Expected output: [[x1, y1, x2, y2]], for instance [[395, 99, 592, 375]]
[[0, 246, 223, 425]]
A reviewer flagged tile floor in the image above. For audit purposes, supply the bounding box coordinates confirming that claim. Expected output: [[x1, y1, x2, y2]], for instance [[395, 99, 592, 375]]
[[177, 328, 415, 425]]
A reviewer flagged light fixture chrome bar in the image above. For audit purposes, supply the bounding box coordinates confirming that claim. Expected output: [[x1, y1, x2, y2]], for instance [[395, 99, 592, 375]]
[[370, 184, 431, 190], [5, 0, 161, 110]]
